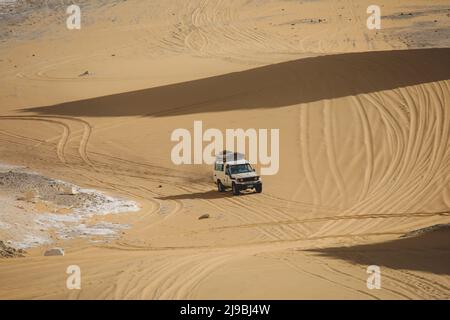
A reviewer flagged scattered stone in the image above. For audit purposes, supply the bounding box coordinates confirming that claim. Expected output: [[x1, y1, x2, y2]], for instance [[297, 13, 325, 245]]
[[17, 189, 40, 202], [158, 185, 162, 188], [79, 70, 91, 77], [401, 223, 450, 238], [57, 185, 79, 195], [198, 214, 210, 220], [0, 165, 138, 250], [44, 247, 65, 256], [0, 241, 25, 258]]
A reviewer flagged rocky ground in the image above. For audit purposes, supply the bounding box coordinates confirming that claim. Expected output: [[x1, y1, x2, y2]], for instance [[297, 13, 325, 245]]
[[0, 164, 139, 254], [0, 240, 26, 258]]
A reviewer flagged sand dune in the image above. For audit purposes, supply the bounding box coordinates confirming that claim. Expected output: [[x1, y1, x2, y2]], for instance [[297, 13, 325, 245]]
[[0, 0, 449, 299], [21, 49, 450, 117]]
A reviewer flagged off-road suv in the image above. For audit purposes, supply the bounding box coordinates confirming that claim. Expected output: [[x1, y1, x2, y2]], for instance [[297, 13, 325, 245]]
[[213, 151, 262, 195]]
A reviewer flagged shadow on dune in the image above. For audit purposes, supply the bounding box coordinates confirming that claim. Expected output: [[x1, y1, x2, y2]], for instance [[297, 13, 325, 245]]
[[156, 190, 230, 201], [23, 48, 450, 117], [308, 224, 450, 275], [156, 189, 260, 200]]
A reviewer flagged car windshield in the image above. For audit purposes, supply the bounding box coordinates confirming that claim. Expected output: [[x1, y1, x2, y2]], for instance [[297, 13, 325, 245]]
[[229, 164, 253, 174]]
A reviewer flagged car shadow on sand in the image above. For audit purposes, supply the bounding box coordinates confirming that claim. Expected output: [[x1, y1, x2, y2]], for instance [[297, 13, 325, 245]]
[[155, 189, 259, 200]]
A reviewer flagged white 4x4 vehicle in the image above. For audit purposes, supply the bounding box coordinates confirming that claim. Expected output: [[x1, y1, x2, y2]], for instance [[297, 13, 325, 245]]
[[213, 151, 262, 195]]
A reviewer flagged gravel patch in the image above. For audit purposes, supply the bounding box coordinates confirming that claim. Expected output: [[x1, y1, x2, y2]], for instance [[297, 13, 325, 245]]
[[0, 164, 139, 252]]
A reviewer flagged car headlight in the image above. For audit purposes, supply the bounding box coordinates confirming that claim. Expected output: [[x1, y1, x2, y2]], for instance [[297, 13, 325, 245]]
[[237, 178, 243, 182]]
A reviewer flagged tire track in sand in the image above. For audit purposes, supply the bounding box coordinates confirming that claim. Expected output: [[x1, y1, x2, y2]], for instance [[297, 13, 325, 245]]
[[0, 116, 70, 164], [323, 99, 348, 209]]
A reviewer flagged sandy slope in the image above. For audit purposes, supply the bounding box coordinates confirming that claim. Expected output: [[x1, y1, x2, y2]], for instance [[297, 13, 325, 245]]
[[0, 0, 449, 299]]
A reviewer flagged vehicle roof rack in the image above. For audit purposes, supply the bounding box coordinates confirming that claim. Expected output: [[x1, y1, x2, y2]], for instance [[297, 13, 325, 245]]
[[215, 150, 245, 163]]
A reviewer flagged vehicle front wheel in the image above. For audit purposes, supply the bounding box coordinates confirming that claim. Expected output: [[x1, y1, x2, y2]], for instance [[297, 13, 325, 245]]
[[255, 184, 262, 193], [217, 180, 225, 192], [232, 183, 240, 196]]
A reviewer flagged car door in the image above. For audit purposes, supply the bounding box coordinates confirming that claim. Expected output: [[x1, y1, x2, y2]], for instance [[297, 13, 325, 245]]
[[213, 162, 219, 182], [224, 165, 232, 187], [214, 163, 226, 185]]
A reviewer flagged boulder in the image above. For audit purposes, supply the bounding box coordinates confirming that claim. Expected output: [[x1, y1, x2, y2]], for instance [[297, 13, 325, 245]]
[[58, 185, 79, 195], [44, 248, 65, 256], [17, 189, 39, 202]]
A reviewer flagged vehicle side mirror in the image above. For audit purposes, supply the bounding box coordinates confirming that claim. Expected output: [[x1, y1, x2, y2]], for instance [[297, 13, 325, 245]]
[[253, 168, 256, 172]]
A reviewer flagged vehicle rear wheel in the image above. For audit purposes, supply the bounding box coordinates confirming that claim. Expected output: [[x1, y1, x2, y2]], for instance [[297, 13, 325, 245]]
[[232, 183, 240, 195], [255, 184, 262, 193], [217, 180, 225, 192]]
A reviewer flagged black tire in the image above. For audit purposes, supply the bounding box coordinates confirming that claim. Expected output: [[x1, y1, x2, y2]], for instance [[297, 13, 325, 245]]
[[217, 180, 225, 192], [255, 184, 262, 193], [232, 183, 240, 196]]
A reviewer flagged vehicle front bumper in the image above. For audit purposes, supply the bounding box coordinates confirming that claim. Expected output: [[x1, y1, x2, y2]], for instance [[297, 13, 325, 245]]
[[235, 181, 262, 190]]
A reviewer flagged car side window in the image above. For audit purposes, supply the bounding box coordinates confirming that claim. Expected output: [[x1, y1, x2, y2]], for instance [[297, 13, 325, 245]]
[[215, 163, 224, 171]]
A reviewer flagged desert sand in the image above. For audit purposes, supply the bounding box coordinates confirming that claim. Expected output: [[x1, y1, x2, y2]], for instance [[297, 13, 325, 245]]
[[0, 0, 449, 299]]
